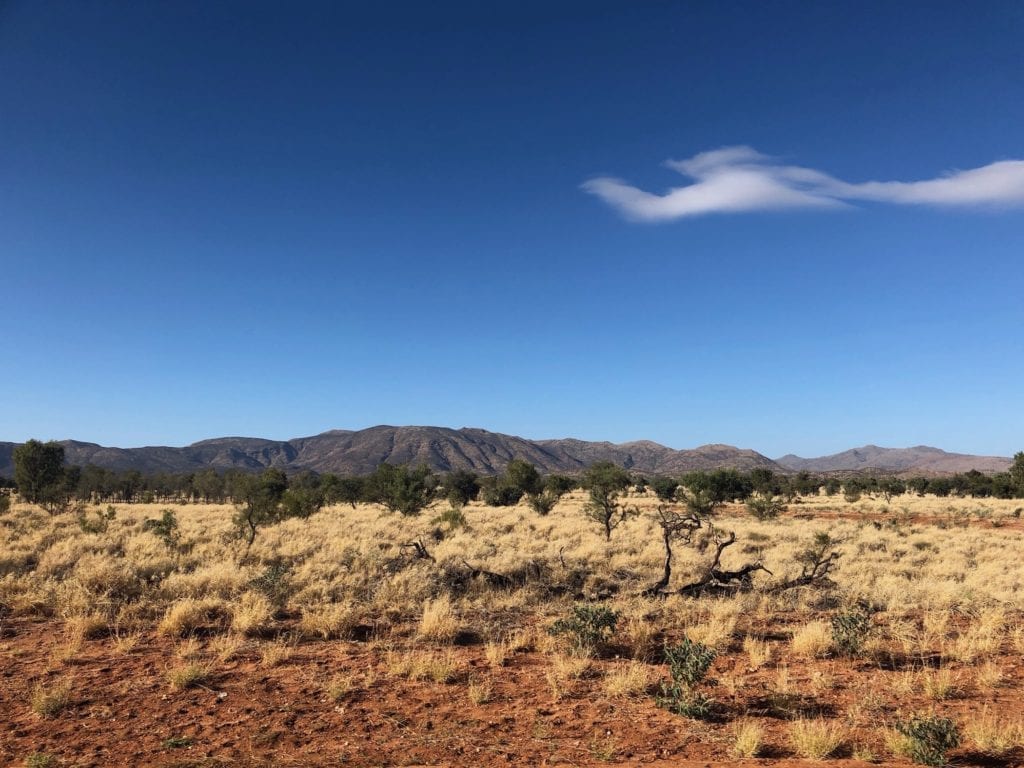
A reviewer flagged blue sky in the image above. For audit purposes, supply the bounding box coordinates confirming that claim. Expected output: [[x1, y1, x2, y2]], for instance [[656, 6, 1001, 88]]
[[2, 1, 1023, 457]]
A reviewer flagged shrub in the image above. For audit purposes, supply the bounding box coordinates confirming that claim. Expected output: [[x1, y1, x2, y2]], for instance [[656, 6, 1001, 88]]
[[526, 491, 559, 515], [0, 491, 10, 515], [548, 604, 618, 657], [249, 561, 292, 608], [142, 509, 179, 548], [25, 753, 56, 768], [896, 714, 960, 766], [432, 504, 469, 530], [77, 505, 116, 534], [650, 476, 680, 502], [746, 492, 786, 520], [657, 638, 716, 718], [831, 608, 871, 656]]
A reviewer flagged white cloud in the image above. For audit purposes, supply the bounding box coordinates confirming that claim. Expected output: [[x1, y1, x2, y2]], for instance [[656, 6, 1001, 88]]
[[582, 146, 1024, 221]]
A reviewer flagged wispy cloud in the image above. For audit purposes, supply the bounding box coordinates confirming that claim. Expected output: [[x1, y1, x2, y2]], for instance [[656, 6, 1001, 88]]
[[582, 146, 1024, 222]]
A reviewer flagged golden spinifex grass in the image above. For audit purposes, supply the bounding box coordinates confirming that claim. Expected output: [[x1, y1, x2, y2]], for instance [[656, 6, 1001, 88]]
[[2, 491, 1024, 762]]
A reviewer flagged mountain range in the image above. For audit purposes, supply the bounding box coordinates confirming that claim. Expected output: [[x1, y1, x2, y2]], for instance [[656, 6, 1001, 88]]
[[775, 445, 1012, 475], [0, 426, 1012, 478]]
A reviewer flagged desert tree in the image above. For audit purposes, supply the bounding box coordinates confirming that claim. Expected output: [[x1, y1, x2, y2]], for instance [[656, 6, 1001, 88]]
[[1012, 451, 1024, 497], [13, 439, 67, 513], [233, 468, 289, 551], [364, 463, 436, 516], [443, 469, 481, 506], [582, 461, 633, 540], [649, 475, 680, 502]]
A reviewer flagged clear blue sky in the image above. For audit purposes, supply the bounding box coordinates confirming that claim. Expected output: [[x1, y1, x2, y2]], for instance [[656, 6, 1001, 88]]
[[2, 1, 1023, 458]]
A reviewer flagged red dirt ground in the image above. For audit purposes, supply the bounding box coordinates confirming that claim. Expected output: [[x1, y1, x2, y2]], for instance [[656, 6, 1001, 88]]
[[3, 616, 1023, 768]]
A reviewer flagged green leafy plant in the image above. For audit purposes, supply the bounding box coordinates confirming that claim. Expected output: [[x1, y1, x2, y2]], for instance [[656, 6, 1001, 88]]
[[77, 505, 116, 534], [895, 714, 960, 766], [746, 492, 786, 520], [143, 509, 180, 548], [548, 604, 619, 657], [249, 561, 292, 608], [526, 491, 559, 515], [657, 638, 716, 718], [831, 608, 871, 656], [432, 503, 469, 530]]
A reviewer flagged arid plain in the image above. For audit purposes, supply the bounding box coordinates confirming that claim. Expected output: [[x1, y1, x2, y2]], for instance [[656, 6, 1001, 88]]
[[2, 490, 1024, 767]]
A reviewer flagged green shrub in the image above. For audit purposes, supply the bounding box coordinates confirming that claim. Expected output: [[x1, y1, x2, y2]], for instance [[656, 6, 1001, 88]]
[[432, 504, 469, 530], [657, 638, 716, 719], [249, 561, 292, 608], [142, 509, 179, 547], [831, 608, 871, 656], [77, 505, 116, 534], [526, 491, 558, 516], [548, 604, 618, 656], [896, 714, 960, 766], [746, 493, 786, 520]]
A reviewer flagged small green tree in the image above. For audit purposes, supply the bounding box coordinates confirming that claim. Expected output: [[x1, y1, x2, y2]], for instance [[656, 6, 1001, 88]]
[[650, 475, 680, 502], [364, 463, 436, 516], [583, 461, 633, 540], [505, 459, 543, 497], [443, 469, 480, 506], [746, 492, 786, 520], [544, 474, 576, 497], [321, 475, 364, 508], [233, 469, 289, 550], [13, 439, 67, 513], [1011, 451, 1024, 497]]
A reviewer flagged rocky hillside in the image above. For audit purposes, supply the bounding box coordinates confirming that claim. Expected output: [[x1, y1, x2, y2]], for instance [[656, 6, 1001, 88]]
[[0, 425, 780, 477], [775, 445, 1012, 474]]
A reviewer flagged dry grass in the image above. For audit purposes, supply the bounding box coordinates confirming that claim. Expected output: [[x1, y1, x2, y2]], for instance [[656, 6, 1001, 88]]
[[231, 590, 274, 636], [157, 598, 229, 637], [484, 640, 509, 668], [325, 673, 356, 702], [602, 660, 651, 697], [298, 603, 358, 640], [964, 705, 1024, 755], [789, 621, 832, 658], [167, 663, 212, 690], [259, 639, 294, 668], [731, 719, 763, 758], [742, 635, 772, 668], [788, 718, 845, 760], [386, 649, 460, 683], [417, 596, 458, 643], [467, 678, 492, 704], [30, 678, 72, 718], [4, 494, 1024, 763]]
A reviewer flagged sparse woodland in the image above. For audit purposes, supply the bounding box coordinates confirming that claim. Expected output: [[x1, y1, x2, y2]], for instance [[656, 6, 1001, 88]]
[[3, 450, 1024, 766]]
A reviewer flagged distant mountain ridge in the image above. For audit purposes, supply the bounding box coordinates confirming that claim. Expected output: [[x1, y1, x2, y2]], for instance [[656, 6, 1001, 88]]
[[0, 425, 779, 477], [776, 445, 1012, 474], [0, 429, 1010, 478]]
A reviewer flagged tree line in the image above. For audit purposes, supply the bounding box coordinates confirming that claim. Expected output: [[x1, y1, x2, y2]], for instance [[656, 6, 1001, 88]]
[[5, 439, 1024, 517]]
